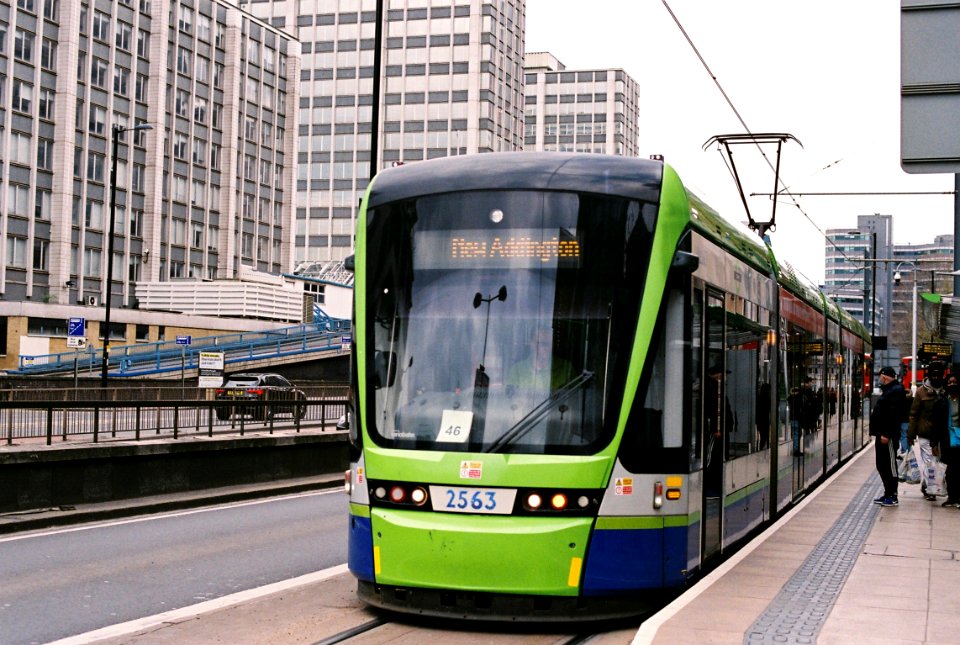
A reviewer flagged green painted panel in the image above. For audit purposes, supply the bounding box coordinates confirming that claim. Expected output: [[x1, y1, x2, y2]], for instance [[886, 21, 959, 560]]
[[594, 514, 693, 530], [595, 516, 663, 530], [372, 509, 591, 595], [354, 179, 375, 441], [350, 502, 370, 518], [664, 514, 693, 528], [362, 447, 614, 488], [725, 477, 770, 505], [615, 165, 691, 445]]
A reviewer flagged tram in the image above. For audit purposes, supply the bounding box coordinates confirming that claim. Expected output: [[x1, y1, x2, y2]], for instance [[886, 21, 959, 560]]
[[344, 153, 871, 620]]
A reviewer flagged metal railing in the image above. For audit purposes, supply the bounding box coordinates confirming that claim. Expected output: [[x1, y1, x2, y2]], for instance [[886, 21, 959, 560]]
[[0, 386, 349, 446], [14, 320, 352, 377]]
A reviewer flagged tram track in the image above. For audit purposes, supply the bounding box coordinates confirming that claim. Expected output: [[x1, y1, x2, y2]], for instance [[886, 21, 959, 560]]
[[311, 611, 643, 645]]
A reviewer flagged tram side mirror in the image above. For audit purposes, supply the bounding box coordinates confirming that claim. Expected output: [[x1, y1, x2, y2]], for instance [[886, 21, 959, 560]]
[[373, 350, 398, 389], [344, 254, 355, 272], [671, 251, 699, 274]]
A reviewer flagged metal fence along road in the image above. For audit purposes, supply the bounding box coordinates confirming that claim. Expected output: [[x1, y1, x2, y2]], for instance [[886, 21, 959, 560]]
[[0, 387, 349, 445]]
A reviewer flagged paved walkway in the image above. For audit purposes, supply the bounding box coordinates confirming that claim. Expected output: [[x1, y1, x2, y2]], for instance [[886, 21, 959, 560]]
[[638, 444, 960, 644]]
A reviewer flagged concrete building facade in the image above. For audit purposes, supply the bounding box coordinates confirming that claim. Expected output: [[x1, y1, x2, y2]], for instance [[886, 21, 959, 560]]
[[0, 0, 300, 367], [889, 235, 954, 362], [242, 0, 526, 264], [825, 214, 955, 367], [824, 215, 893, 339], [522, 51, 639, 156]]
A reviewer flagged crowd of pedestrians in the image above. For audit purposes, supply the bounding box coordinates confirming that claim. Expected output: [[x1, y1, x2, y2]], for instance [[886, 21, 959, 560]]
[[871, 359, 960, 508]]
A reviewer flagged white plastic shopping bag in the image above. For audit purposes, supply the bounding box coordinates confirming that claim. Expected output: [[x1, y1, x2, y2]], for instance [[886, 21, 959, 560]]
[[923, 457, 948, 497], [899, 449, 921, 484]]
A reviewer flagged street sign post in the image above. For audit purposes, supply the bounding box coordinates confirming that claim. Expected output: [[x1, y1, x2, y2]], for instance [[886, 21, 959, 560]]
[[68, 318, 85, 337], [198, 351, 225, 389], [176, 336, 192, 396], [67, 323, 86, 393]]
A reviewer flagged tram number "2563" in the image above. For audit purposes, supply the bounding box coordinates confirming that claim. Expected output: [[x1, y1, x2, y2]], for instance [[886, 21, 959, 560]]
[[429, 486, 516, 514], [446, 489, 496, 511]]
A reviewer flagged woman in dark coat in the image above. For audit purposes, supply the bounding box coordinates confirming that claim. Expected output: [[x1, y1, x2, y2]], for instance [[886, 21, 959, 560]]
[[941, 374, 960, 507]]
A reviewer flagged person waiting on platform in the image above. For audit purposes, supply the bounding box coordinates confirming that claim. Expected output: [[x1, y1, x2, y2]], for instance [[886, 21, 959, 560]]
[[940, 374, 960, 508], [871, 366, 906, 507], [908, 360, 949, 501]]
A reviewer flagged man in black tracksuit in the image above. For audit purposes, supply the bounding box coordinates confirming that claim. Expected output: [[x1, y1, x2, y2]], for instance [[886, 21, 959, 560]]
[[871, 366, 906, 506]]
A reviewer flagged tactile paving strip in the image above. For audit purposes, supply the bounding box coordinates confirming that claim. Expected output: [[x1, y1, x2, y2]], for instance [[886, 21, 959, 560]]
[[743, 472, 881, 644]]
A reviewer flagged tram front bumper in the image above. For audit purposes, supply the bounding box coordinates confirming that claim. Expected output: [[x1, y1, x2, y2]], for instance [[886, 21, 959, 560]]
[[365, 508, 592, 596]]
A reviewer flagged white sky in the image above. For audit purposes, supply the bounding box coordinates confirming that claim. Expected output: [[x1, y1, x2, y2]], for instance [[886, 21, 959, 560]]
[[524, 0, 956, 286]]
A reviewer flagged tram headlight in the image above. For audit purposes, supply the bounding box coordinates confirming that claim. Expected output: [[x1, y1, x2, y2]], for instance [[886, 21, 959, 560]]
[[374, 486, 387, 500], [526, 493, 543, 509], [550, 493, 568, 510], [410, 487, 428, 505]]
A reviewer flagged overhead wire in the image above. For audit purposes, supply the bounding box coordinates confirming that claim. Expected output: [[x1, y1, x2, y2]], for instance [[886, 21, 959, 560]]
[[660, 0, 858, 272]]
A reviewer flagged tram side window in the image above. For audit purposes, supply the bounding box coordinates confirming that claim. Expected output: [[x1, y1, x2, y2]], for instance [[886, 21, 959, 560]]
[[621, 287, 687, 472], [724, 302, 769, 458], [689, 287, 703, 469], [824, 320, 840, 425], [840, 347, 853, 422], [785, 322, 824, 435], [778, 318, 790, 444]]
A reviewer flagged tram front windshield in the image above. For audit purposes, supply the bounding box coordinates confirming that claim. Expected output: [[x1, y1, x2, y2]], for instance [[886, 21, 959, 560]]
[[365, 190, 654, 455]]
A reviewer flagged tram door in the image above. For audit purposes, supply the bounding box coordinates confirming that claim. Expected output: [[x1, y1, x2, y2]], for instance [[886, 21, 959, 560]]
[[702, 292, 725, 559]]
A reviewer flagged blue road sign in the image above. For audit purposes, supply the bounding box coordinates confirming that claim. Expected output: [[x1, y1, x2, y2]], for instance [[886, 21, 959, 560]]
[[176, 335, 192, 345], [68, 318, 85, 337]]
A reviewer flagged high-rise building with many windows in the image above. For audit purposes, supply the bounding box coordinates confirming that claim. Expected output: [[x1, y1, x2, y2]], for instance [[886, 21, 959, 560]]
[[522, 52, 639, 156], [824, 215, 893, 339], [825, 215, 955, 367], [0, 0, 644, 368], [1, 0, 299, 306], [242, 0, 526, 265], [0, 0, 300, 365]]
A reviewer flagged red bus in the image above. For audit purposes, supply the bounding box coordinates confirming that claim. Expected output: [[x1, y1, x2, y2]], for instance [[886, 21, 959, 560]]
[[901, 356, 921, 392]]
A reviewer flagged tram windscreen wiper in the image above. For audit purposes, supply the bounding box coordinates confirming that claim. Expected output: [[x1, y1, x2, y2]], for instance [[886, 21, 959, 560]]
[[484, 371, 594, 453]]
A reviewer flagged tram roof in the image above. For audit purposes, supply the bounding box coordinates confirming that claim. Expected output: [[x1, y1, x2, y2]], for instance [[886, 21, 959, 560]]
[[366, 152, 664, 208]]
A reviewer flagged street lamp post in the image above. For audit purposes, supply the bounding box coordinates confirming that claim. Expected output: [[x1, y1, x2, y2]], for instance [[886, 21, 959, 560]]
[[895, 261, 919, 395], [870, 232, 878, 338], [849, 230, 878, 342], [102, 122, 152, 388]]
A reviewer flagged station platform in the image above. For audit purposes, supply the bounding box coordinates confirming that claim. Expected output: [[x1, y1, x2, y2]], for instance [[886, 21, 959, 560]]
[[637, 443, 960, 644], [16, 439, 960, 644]]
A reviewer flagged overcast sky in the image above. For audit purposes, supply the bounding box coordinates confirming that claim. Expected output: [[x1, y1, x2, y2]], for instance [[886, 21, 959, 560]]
[[524, 0, 956, 286]]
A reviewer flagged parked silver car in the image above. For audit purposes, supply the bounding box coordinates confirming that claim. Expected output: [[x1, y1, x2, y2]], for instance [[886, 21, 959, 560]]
[[215, 373, 307, 421]]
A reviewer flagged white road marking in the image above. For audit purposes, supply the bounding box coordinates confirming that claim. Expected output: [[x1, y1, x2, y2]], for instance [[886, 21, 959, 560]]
[[48, 564, 349, 644], [0, 489, 339, 543]]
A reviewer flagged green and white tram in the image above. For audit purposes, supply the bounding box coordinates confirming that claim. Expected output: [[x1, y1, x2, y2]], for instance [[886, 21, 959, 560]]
[[344, 152, 870, 620]]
